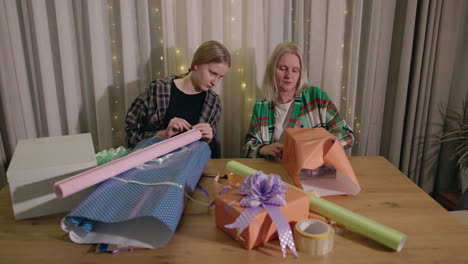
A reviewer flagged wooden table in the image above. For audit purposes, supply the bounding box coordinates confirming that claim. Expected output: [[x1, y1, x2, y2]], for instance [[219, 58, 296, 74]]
[[1, 157, 467, 263]]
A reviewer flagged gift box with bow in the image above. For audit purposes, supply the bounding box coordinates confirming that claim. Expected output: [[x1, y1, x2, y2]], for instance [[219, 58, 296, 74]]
[[214, 172, 309, 257]]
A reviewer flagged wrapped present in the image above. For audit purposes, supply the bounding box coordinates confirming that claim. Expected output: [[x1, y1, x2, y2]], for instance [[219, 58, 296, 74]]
[[215, 172, 309, 257], [282, 128, 361, 197]]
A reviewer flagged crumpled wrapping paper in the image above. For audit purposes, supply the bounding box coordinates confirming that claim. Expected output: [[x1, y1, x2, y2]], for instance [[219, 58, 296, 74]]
[[282, 128, 360, 196]]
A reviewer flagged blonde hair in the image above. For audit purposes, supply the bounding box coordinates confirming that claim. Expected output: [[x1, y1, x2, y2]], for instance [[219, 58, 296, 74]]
[[262, 42, 309, 103], [191, 40, 231, 69]]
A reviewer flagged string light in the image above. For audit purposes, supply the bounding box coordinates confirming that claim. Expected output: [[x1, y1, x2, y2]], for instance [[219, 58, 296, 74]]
[[160, 56, 164, 60]]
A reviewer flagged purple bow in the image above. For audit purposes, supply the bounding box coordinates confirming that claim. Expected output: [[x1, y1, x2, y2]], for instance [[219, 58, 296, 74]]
[[225, 171, 298, 257]]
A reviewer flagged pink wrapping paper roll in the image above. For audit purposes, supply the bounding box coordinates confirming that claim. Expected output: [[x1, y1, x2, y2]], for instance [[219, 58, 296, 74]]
[[54, 129, 202, 198]]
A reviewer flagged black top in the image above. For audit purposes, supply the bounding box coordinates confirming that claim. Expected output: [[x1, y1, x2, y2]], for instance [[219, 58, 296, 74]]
[[164, 81, 207, 128]]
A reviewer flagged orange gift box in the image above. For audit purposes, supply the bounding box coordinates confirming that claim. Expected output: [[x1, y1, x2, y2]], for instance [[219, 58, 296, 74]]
[[215, 185, 309, 250]]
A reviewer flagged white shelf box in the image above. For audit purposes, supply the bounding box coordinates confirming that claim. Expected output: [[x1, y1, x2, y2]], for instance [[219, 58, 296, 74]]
[[7, 134, 97, 220]]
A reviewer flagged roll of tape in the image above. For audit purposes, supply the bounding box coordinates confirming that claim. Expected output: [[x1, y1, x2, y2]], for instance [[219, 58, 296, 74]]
[[294, 219, 334, 256]]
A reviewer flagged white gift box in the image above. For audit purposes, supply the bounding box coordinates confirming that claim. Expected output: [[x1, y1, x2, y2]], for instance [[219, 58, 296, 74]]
[[6, 134, 96, 220]]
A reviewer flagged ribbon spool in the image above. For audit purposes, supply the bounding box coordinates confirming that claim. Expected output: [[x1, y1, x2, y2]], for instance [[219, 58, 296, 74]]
[[294, 219, 334, 256]]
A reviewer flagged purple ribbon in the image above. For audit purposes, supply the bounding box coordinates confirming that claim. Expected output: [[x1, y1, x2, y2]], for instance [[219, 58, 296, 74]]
[[224, 171, 298, 257]]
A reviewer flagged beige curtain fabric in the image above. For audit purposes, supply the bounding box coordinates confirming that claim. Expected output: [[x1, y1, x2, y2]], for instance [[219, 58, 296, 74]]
[[351, 0, 396, 156], [395, 0, 468, 193], [432, 0, 468, 193]]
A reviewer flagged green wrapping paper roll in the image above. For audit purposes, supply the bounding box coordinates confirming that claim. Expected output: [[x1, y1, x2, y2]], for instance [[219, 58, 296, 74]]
[[226, 160, 407, 252]]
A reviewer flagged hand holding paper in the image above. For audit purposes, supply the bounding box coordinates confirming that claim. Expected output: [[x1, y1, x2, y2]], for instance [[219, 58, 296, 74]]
[[54, 129, 202, 198]]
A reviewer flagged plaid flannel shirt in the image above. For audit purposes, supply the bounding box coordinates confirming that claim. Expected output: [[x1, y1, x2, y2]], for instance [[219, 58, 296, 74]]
[[125, 75, 222, 148], [241, 86, 355, 158]]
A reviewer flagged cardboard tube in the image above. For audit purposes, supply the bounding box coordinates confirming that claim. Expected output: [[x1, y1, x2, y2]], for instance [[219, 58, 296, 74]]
[[226, 160, 407, 252], [54, 129, 202, 198]]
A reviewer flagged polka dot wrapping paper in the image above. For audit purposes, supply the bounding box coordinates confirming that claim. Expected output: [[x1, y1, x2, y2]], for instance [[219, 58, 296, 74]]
[[61, 137, 211, 248]]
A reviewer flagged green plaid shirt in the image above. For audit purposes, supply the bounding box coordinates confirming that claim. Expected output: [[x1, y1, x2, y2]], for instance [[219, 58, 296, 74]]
[[241, 86, 355, 158]]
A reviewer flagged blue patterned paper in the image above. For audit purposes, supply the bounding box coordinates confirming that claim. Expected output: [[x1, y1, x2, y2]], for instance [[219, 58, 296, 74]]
[[62, 137, 211, 248]]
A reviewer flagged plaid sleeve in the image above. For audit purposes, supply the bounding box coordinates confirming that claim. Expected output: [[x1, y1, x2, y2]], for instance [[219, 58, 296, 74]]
[[310, 87, 355, 149], [200, 91, 222, 139], [324, 101, 355, 149], [125, 88, 151, 148], [241, 103, 268, 158], [125, 78, 171, 148]]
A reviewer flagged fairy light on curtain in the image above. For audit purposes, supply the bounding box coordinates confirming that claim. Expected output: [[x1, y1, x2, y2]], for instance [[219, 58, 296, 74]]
[[235, 1, 250, 145], [148, 2, 165, 81], [174, 45, 187, 76], [340, 3, 360, 149], [108, 1, 123, 136]]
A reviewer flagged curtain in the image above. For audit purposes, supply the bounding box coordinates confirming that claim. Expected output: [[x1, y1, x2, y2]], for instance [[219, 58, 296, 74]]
[[0, 134, 5, 189], [379, 0, 468, 194], [1, 0, 466, 195]]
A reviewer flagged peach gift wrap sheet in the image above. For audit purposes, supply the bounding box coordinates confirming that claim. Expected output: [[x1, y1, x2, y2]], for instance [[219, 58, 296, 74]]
[[54, 129, 202, 198], [282, 128, 360, 197]]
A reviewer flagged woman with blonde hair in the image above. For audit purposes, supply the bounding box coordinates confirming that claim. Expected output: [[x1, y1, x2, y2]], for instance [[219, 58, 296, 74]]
[[241, 42, 354, 158], [126, 40, 231, 157]]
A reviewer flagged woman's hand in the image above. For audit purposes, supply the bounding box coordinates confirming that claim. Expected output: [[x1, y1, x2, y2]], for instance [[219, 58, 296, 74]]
[[155, 117, 192, 138], [167, 117, 192, 137], [259, 142, 284, 159], [193, 123, 213, 143]]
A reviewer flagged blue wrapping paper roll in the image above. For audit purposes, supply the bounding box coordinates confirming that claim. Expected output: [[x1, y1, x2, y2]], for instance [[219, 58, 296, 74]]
[[61, 137, 211, 248]]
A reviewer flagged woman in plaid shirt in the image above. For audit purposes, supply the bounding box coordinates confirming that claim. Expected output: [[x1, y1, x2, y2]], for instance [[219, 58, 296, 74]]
[[125, 41, 230, 156], [241, 42, 354, 158]]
